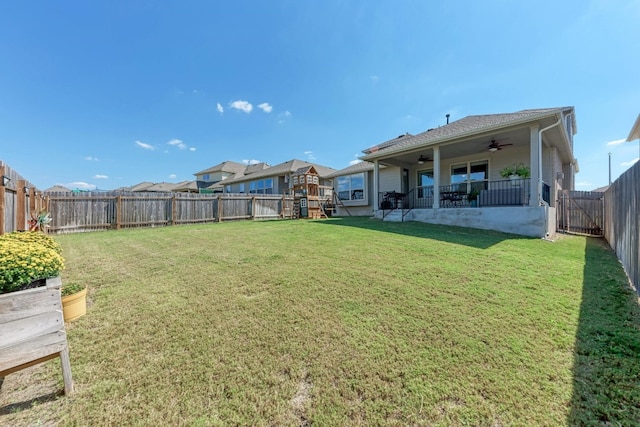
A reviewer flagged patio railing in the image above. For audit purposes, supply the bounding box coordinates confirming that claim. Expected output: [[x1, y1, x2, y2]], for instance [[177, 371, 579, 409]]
[[380, 179, 537, 211]]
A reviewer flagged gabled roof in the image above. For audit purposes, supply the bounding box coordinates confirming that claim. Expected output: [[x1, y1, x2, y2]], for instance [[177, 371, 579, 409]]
[[293, 165, 316, 176], [128, 181, 155, 192], [44, 185, 72, 193], [244, 162, 270, 175], [627, 114, 640, 142], [324, 161, 381, 178], [194, 160, 247, 176], [143, 182, 182, 192], [362, 107, 575, 159], [225, 159, 337, 184], [172, 181, 199, 192]]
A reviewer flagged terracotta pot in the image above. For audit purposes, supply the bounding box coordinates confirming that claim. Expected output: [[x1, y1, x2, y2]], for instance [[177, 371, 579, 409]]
[[61, 288, 87, 322]]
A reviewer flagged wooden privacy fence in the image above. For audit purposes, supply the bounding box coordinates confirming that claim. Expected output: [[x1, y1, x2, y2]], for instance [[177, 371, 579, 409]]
[[0, 162, 48, 234], [604, 161, 639, 295], [47, 191, 295, 233], [557, 190, 604, 237]]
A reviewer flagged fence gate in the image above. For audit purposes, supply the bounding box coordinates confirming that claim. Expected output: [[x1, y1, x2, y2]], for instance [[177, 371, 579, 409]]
[[557, 190, 604, 236]]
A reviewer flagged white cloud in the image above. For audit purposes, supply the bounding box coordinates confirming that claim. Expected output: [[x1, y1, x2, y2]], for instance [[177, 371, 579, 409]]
[[349, 159, 363, 166], [258, 102, 273, 113], [575, 181, 592, 188], [304, 150, 316, 161], [216, 102, 224, 114], [621, 157, 640, 167], [84, 156, 99, 161], [135, 140, 155, 150], [167, 139, 187, 149], [371, 75, 379, 83], [169, 174, 177, 179], [189, 147, 196, 151], [230, 100, 253, 113], [606, 138, 627, 146], [66, 182, 96, 190], [94, 174, 108, 179], [278, 110, 292, 123], [242, 159, 261, 165]]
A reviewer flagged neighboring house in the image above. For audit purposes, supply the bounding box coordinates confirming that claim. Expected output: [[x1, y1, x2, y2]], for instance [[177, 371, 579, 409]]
[[172, 181, 199, 193], [128, 181, 156, 192], [222, 159, 336, 195], [358, 107, 578, 237], [140, 182, 184, 192], [44, 185, 71, 193], [193, 161, 253, 192]]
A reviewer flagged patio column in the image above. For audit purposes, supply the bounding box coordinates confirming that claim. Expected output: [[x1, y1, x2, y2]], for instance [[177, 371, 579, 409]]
[[529, 125, 540, 206], [373, 160, 380, 211], [433, 146, 440, 209]]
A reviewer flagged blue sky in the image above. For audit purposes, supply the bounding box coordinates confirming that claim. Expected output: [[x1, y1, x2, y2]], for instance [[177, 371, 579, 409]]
[[1, 0, 639, 191]]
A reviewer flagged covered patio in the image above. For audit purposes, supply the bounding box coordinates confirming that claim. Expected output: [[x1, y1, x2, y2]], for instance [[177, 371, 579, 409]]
[[361, 107, 578, 237]]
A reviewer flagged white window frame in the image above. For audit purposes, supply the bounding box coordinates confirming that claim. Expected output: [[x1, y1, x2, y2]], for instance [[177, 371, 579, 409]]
[[337, 172, 367, 206]]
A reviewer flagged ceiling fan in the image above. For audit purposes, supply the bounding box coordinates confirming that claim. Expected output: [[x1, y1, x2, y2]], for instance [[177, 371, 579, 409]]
[[487, 139, 513, 152], [417, 154, 431, 164]]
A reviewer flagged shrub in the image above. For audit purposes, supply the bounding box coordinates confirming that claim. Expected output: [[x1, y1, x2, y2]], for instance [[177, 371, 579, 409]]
[[0, 237, 65, 294], [0, 231, 62, 254]]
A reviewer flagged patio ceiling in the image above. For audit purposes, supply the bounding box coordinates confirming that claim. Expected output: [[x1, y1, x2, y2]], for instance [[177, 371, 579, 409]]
[[374, 115, 571, 168]]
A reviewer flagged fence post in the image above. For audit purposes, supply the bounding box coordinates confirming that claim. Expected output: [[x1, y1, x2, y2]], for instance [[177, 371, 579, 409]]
[[217, 195, 223, 222], [16, 180, 27, 231], [251, 196, 256, 220], [0, 187, 4, 235], [116, 195, 122, 230], [281, 194, 286, 218], [0, 165, 6, 234], [171, 194, 177, 226]]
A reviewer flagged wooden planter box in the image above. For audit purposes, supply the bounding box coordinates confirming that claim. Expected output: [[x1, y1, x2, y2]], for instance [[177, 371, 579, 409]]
[[0, 276, 73, 394]]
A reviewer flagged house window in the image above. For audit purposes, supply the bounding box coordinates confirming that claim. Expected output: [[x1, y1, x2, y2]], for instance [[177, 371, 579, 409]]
[[202, 174, 210, 181], [249, 179, 273, 194], [450, 161, 488, 192], [337, 173, 365, 201], [417, 169, 434, 198], [225, 185, 231, 193], [239, 183, 245, 193]]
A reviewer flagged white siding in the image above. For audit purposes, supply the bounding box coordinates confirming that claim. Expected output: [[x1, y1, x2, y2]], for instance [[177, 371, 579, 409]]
[[379, 166, 401, 192]]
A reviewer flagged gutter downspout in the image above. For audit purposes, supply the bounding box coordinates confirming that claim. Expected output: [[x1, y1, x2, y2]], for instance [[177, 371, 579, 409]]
[[537, 115, 563, 205]]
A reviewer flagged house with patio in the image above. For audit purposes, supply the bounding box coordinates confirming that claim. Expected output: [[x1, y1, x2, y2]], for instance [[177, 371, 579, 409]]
[[342, 107, 577, 237]]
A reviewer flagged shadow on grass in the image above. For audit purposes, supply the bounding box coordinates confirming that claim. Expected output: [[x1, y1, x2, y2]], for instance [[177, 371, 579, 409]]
[[569, 237, 640, 425], [318, 216, 529, 249], [0, 390, 62, 415]]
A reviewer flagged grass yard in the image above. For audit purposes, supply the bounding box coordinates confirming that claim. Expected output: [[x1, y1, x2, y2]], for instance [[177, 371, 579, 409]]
[[1, 217, 639, 426]]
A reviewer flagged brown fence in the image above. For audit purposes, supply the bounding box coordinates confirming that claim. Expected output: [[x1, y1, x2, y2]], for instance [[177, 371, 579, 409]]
[[604, 161, 639, 295], [557, 190, 605, 236], [46, 191, 295, 233], [0, 161, 48, 234]]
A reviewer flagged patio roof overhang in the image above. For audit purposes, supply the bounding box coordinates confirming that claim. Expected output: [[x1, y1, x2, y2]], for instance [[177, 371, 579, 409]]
[[361, 108, 575, 168]]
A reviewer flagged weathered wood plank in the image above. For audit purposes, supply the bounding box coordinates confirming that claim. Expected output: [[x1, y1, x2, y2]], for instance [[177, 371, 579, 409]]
[[0, 286, 61, 324], [0, 330, 68, 373], [0, 310, 64, 349]]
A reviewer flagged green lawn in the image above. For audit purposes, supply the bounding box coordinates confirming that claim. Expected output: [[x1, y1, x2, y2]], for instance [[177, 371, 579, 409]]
[[1, 218, 639, 426]]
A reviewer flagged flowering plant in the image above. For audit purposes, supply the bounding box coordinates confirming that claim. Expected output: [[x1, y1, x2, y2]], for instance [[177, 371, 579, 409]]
[[0, 232, 65, 294], [29, 210, 52, 232]]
